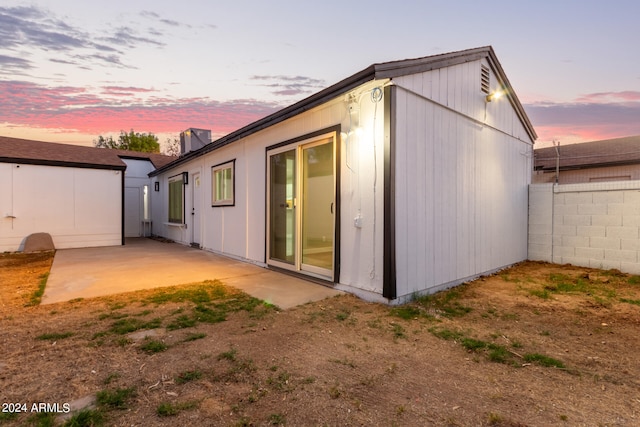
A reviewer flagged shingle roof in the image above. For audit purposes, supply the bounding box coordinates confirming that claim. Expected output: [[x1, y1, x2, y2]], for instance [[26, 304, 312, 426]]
[[534, 135, 640, 171], [0, 136, 175, 170]]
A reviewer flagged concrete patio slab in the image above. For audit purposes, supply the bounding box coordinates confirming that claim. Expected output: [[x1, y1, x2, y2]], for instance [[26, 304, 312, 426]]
[[43, 238, 342, 309]]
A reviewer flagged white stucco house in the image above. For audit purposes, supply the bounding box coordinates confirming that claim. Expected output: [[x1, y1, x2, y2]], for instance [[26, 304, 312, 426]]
[[0, 136, 174, 251], [149, 46, 537, 303]]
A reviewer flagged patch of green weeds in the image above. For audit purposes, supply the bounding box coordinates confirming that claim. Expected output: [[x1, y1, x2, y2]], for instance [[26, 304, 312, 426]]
[[523, 353, 566, 368], [25, 272, 49, 307], [218, 348, 237, 362], [103, 372, 121, 385], [96, 387, 136, 410], [0, 412, 18, 422], [166, 314, 197, 330], [366, 318, 383, 329], [176, 370, 202, 384], [390, 322, 406, 339], [214, 351, 257, 383], [115, 337, 132, 347], [98, 311, 129, 320], [336, 310, 350, 321], [62, 408, 104, 426], [267, 413, 286, 425], [140, 339, 168, 354], [109, 317, 162, 334], [146, 284, 215, 304], [107, 301, 127, 310], [35, 331, 74, 341], [529, 288, 551, 299], [156, 400, 199, 417], [428, 327, 464, 341], [267, 371, 292, 391], [26, 411, 56, 426], [487, 346, 510, 364], [193, 304, 226, 324], [461, 338, 488, 351], [487, 412, 503, 425], [328, 384, 342, 399], [413, 288, 472, 318], [183, 332, 206, 342], [390, 306, 424, 320], [234, 417, 253, 427], [627, 275, 640, 285], [431, 328, 566, 369], [620, 297, 640, 306], [501, 312, 519, 321]]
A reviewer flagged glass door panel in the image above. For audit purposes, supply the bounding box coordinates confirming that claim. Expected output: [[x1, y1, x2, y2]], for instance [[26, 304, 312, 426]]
[[301, 140, 334, 275], [269, 149, 296, 264]]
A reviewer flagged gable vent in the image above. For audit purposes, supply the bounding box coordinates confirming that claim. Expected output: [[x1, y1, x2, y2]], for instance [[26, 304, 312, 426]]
[[480, 65, 490, 94]]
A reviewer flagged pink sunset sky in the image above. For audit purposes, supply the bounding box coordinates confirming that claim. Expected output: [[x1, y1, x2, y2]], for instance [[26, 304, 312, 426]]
[[1, 1, 639, 150]]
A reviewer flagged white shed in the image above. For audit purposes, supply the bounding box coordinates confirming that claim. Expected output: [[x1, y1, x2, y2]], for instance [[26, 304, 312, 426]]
[[150, 46, 537, 303], [0, 137, 174, 251]]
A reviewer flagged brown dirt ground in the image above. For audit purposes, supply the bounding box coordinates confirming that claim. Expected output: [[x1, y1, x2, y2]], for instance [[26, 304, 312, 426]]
[[1, 252, 639, 426]]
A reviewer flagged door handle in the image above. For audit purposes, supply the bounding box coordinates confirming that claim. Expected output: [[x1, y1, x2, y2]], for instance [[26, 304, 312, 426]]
[[330, 202, 334, 214]]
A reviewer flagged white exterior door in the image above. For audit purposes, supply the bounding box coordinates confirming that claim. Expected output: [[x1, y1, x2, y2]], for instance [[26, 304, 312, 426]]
[[190, 171, 202, 247], [124, 187, 141, 237]]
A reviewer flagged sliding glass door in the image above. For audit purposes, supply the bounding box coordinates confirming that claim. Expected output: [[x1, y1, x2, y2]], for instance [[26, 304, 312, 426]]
[[267, 136, 335, 280]]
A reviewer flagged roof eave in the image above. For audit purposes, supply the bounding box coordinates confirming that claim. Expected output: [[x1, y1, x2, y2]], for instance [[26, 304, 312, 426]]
[[150, 65, 377, 176], [0, 156, 126, 170], [151, 46, 538, 176]]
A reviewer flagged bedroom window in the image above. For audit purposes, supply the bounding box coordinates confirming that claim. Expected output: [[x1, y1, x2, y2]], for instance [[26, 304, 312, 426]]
[[168, 174, 184, 223], [212, 160, 235, 206]]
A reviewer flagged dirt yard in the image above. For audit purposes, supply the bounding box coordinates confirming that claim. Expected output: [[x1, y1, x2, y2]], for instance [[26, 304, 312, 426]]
[[1, 252, 639, 426]]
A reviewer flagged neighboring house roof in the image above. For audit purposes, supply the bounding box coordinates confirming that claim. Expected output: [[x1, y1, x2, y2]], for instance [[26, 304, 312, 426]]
[[534, 135, 640, 171], [0, 136, 175, 170], [151, 46, 537, 176]]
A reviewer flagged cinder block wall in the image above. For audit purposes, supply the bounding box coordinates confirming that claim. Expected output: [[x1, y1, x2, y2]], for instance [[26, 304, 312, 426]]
[[529, 182, 640, 274]]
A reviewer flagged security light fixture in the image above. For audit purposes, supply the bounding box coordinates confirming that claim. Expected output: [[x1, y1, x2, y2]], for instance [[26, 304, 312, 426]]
[[486, 90, 504, 102]]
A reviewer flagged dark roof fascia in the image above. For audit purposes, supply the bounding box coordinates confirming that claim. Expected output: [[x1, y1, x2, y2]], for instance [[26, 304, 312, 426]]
[[485, 47, 537, 142], [151, 46, 537, 176], [374, 48, 488, 79], [151, 66, 376, 176], [375, 46, 537, 143], [0, 156, 126, 171]]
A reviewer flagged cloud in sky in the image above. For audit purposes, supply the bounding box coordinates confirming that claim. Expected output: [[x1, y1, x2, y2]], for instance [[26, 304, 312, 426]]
[[525, 91, 640, 145], [251, 75, 326, 96], [0, 5, 164, 71], [0, 80, 279, 136]]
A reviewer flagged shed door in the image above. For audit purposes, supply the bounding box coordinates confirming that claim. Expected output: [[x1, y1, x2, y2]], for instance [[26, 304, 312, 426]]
[[124, 187, 141, 237]]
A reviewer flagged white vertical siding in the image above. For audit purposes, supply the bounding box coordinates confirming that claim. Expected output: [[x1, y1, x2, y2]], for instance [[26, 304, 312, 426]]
[[0, 163, 122, 251], [152, 83, 387, 295], [392, 59, 533, 299]]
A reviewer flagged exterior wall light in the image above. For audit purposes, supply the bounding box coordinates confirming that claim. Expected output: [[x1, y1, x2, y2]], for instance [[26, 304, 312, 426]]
[[486, 90, 504, 102]]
